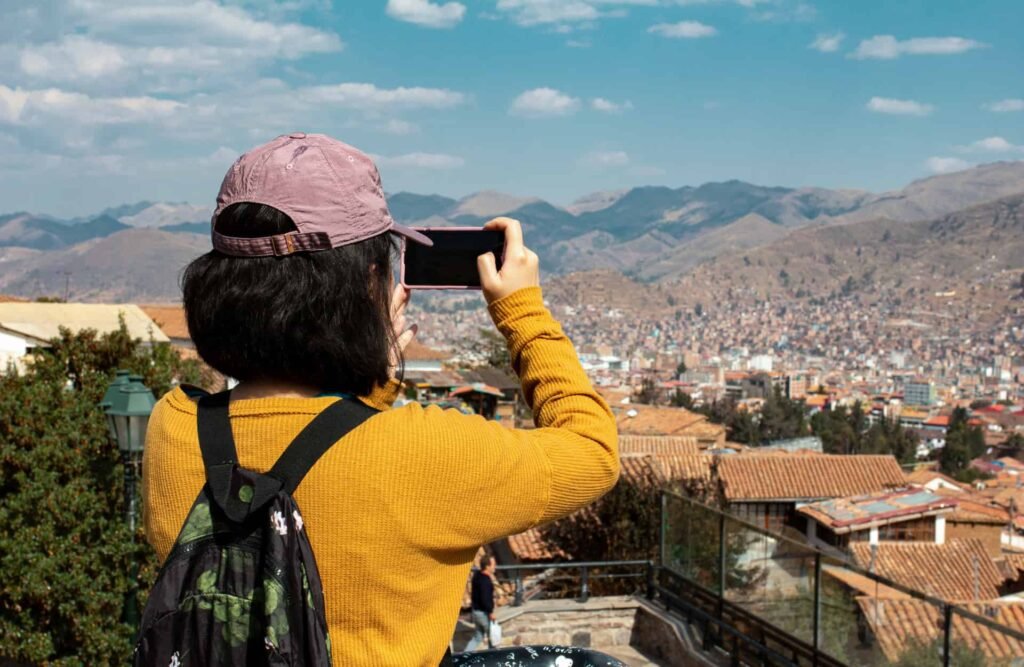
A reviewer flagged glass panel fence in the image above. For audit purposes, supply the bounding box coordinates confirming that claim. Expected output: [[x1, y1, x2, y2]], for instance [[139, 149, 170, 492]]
[[662, 493, 721, 594], [947, 605, 1024, 667], [721, 513, 817, 646]]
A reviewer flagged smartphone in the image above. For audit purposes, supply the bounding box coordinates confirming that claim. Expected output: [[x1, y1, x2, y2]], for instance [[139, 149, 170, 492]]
[[401, 227, 505, 290]]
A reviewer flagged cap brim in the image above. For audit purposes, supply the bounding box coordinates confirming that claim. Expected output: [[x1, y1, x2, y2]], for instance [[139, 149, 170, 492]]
[[390, 224, 433, 246]]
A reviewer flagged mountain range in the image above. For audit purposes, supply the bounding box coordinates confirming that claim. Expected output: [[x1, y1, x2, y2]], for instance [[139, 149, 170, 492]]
[[0, 161, 1021, 303]]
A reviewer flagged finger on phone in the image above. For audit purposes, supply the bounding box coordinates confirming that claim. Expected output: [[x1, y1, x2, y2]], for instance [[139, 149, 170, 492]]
[[477, 251, 499, 289], [485, 217, 523, 254]]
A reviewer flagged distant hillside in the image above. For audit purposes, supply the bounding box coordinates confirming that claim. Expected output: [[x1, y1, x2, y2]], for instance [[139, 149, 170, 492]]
[[670, 193, 1024, 304], [829, 162, 1024, 226], [0, 213, 128, 250], [0, 161, 1021, 303], [386, 193, 457, 223], [120, 202, 210, 228], [0, 229, 209, 302]]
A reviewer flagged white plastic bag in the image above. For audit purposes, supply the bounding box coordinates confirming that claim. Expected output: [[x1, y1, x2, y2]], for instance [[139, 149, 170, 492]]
[[488, 620, 502, 647]]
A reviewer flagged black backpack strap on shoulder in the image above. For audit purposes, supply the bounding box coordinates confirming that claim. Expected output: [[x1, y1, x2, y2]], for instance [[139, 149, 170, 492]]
[[270, 399, 378, 495], [197, 390, 237, 470], [197, 390, 259, 522]]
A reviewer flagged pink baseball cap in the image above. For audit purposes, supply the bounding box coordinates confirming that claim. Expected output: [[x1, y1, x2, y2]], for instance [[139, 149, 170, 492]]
[[211, 132, 432, 256]]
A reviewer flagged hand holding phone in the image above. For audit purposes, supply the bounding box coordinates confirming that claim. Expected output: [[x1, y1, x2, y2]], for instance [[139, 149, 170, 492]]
[[477, 217, 539, 305]]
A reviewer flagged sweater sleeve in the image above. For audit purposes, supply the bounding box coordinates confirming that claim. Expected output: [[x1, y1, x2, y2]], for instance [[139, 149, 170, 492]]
[[489, 287, 620, 523], [396, 287, 619, 548]]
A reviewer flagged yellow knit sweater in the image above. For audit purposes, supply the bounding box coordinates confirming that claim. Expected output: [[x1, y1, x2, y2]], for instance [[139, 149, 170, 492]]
[[142, 287, 619, 666]]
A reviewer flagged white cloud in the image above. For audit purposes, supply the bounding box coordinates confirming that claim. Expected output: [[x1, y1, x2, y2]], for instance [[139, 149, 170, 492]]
[[376, 152, 465, 169], [0, 85, 183, 125], [591, 97, 632, 113], [81, 1, 342, 55], [648, 21, 717, 38], [956, 136, 1024, 154], [809, 32, 844, 53], [496, 0, 600, 26], [866, 97, 933, 116], [580, 150, 630, 167], [1, 1, 342, 94], [303, 83, 467, 111], [926, 157, 971, 174], [851, 35, 985, 60], [386, 0, 466, 28], [566, 39, 591, 48], [984, 99, 1024, 113], [510, 88, 580, 117], [494, 0, 667, 27]]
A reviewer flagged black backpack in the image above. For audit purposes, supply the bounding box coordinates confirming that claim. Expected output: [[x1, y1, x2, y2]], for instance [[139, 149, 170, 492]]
[[133, 390, 376, 666]]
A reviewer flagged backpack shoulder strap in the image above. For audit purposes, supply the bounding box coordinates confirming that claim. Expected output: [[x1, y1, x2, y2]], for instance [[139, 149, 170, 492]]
[[197, 390, 237, 471], [270, 398, 378, 495]]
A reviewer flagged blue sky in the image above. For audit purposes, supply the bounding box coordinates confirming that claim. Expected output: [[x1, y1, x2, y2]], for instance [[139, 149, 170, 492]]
[[0, 0, 1021, 218]]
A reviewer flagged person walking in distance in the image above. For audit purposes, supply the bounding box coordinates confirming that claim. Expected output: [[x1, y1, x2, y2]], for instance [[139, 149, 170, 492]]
[[466, 556, 497, 651]]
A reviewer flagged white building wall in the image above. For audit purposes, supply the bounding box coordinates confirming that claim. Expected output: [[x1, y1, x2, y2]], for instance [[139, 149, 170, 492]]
[[0, 330, 30, 374]]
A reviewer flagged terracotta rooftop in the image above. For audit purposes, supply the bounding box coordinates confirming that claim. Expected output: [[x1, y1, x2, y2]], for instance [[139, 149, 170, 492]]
[[505, 529, 562, 562], [0, 294, 27, 303], [932, 488, 1011, 524], [849, 540, 1003, 602], [716, 454, 905, 502], [857, 599, 1024, 662], [619, 435, 701, 456], [798, 488, 957, 533], [613, 404, 710, 436], [403, 339, 450, 362], [822, 564, 910, 600], [905, 468, 966, 490], [140, 304, 189, 340], [652, 454, 713, 483]]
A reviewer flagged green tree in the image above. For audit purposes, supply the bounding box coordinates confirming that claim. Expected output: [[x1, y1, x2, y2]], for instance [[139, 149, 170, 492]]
[[669, 388, 694, 409], [0, 323, 207, 664], [633, 377, 660, 406], [811, 405, 859, 454], [1003, 432, 1024, 460], [940, 407, 986, 478], [675, 360, 687, 377], [758, 388, 808, 442]]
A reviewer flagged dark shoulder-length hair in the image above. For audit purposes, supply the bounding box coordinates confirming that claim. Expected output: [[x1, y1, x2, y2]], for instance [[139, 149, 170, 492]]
[[181, 202, 400, 395]]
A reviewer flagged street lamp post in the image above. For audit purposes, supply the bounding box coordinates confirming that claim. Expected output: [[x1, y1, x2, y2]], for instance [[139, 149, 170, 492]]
[[101, 371, 156, 630]]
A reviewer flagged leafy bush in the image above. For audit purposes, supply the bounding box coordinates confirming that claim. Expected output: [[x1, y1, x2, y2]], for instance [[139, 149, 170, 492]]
[[0, 323, 208, 664]]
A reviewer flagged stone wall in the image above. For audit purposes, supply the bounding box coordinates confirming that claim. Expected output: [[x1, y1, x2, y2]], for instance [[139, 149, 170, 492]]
[[498, 597, 640, 649]]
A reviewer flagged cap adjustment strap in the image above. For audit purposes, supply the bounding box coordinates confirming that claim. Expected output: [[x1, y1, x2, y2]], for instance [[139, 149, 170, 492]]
[[212, 230, 333, 257]]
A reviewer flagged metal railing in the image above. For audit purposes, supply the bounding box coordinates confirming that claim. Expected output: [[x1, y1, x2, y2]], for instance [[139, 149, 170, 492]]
[[660, 490, 1024, 666], [486, 493, 1024, 666], [495, 559, 655, 606]]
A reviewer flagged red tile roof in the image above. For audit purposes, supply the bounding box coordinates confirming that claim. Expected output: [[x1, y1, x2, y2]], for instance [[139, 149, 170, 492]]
[[849, 540, 1003, 602], [717, 454, 905, 502], [403, 339, 450, 361], [619, 434, 701, 456], [140, 304, 190, 340], [857, 599, 1024, 662]]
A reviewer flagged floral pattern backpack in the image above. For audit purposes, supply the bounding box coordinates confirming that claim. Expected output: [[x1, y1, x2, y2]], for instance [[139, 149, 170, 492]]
[[133, 390, 376, 666]]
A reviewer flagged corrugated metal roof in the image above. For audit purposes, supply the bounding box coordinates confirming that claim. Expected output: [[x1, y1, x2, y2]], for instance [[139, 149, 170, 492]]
[[0, 302, 169, 344], [799, 487, 957, 530]]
